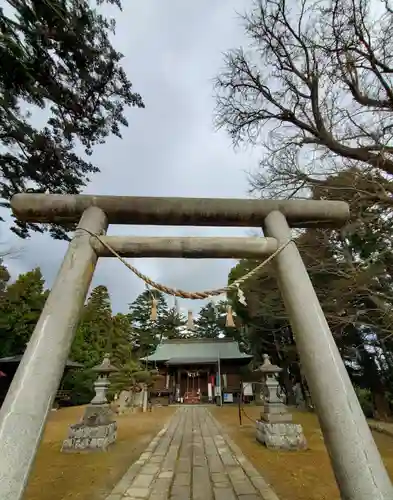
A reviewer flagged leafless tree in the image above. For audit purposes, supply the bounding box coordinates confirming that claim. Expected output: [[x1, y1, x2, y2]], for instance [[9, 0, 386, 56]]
[[215, 0, 393, 204], [217, 1, 393, 417]]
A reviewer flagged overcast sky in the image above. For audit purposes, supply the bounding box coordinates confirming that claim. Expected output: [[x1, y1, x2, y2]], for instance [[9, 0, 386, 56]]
[[2, 0, 262, 316]]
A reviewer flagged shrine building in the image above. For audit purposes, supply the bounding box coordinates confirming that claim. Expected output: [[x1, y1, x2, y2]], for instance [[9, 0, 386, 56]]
[[142, 338, 253, 404], [0, 354, 83, 408]]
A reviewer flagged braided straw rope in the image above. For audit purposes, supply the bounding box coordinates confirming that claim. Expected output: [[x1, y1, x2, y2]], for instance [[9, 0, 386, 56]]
[[77, 227, 293, 300]]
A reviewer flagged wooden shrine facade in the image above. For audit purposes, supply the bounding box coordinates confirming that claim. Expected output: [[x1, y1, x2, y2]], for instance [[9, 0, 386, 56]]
[[142, 338, 252, 404]]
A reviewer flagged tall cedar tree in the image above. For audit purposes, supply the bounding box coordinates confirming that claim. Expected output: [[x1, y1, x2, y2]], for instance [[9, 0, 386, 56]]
[[0, 0, 144, 239], [159, 305, 186, 341], [70, 284, 113, 367], [194, 300, 247, 347], [66, 284, 114, 404], [108, 312, 141, 397], [128, 290, 167, 357], [111, 312, 133, 366], [194, 302, 223, 339], [128, 290, 187, 356]]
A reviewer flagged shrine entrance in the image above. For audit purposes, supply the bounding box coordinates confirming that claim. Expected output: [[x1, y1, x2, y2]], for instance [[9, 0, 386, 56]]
[[182, 370, 203, 404], [145, 338, 251, 405], [0, 193, 392, 500]]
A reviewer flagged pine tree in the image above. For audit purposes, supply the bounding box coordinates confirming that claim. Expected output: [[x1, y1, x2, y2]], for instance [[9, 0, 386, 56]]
[[0, 0, 144, 239], [195, 302, 223, 339], [0, 267, 48, 357], [109, 359, 140, 398], [158, 306, 186, 341], [194, 300, 242, 342]]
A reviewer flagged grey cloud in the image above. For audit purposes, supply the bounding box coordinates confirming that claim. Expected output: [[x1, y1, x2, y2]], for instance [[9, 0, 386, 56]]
[[3, 0, 260, 316]]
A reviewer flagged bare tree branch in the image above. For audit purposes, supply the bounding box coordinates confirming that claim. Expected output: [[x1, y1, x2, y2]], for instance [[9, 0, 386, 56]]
[[215, 0, 393, 198]]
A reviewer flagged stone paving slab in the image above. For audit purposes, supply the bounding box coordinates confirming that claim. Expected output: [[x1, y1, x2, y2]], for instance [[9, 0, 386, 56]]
[[105, 407, 280, 500]]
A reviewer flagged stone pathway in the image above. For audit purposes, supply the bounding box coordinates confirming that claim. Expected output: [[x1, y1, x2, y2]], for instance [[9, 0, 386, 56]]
[[106, 407, 279, 500]]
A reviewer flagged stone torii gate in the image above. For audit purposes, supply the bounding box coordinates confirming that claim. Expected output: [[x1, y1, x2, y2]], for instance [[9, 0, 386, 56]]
[[0, 194, 391, 500]]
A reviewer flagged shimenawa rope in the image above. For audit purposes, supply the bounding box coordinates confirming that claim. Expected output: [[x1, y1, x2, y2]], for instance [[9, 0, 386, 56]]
[[76, 227, 293, 301]]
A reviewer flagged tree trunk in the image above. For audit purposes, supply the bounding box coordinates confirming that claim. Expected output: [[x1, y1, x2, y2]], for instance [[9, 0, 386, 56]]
[[373, 392, 392, 421], [298, 364, 314, 411], [273, 332, 296, 405], [358, 341, 391, 421], [300, 377, 313, 411], [282, 366, 296, 405]]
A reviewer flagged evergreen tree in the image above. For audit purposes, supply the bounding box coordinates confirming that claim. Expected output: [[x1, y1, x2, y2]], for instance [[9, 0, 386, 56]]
[[109, 359, 140, 398], [70, 285, 113, 367], [66, 285, 114, 404], [128, 289, 168, 356], [111, 312, 133, 365], [1, 0, 144, 239], [194, 300, 246, 344], [159, 306, 186, 341], [0, 259, 10, 295], [195, 302, 223, 339], [0, 267, 48, 357], [110, 310, 168, 398]]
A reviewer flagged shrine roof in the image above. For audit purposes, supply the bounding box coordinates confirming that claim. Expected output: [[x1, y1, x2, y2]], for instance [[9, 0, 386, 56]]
[[141, 338, 252, 364], [0, 354, 83, 368]]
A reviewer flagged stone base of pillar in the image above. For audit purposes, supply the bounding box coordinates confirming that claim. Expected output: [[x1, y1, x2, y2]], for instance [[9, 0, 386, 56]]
[[61, 404, 117, 452], [256, 419, 307, 450]]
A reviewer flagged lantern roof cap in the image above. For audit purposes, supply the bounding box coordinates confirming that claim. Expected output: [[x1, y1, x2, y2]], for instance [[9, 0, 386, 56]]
[[258, 354, 282, 374], [92, 353, 118, 374]]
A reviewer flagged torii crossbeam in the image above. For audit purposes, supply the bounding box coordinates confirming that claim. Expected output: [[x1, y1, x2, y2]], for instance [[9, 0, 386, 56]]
[[0, 194, 391, 500]]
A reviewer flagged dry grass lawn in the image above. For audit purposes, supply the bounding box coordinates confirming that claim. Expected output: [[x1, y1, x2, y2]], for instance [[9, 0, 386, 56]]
[[23, 405, 176, 500], [211, 406, 393, 500]]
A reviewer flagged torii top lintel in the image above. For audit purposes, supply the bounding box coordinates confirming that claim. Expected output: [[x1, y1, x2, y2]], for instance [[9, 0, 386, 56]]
[[10, 194, 349, 228]]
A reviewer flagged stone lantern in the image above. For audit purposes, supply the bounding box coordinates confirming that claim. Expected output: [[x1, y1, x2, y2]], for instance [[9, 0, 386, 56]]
[[255, 354, 307, 450], [258, 354, 286, 420], [61, 354, 119, 452], [90, 354, 118, 406]]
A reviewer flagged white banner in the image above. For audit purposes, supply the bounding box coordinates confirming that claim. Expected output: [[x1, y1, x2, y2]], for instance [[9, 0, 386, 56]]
[[242, 382, 253, 396]]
